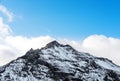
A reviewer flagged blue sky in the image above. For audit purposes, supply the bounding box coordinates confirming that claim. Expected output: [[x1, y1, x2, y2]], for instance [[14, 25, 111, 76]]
[[0, 0, 120, 39]]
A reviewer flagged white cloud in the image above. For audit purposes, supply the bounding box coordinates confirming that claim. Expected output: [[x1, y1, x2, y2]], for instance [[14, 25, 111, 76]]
[[5, 35, 54, 55], [82, 35, 120, 65], [0, 17, 11, 38], [0, 5, 13, 22], [0, 44, 18, 65], [0, 35, 54, 66]]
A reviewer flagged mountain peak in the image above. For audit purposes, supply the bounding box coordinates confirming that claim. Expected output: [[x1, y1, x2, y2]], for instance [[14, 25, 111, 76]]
[[49, 40, 60, 45], [45, 40, 61, 48]]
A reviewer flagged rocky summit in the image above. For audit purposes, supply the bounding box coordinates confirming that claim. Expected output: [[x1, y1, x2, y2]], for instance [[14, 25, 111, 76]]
[[0, 41, 120, 81]]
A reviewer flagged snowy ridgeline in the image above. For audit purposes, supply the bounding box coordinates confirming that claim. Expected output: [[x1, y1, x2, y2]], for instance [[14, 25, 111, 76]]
[[0, 41, 120, 81]]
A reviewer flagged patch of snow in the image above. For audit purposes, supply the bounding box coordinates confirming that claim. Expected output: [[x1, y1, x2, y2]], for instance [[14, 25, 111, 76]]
[[96, 60, 120, 72]]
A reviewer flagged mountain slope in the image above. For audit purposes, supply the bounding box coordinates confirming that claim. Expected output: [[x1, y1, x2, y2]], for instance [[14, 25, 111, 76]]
[[0, 41, 120, 81]]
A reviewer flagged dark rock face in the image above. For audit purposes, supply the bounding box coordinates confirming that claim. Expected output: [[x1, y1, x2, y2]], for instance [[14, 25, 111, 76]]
[[0, 41, 120, 81]]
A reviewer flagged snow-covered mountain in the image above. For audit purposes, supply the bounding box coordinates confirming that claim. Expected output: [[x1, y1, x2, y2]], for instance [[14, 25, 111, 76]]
[[0, 41, 120, 81]]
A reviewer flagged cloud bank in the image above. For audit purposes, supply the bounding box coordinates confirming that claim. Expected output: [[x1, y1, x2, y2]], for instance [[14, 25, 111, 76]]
[[0, 5, 120, 66], [82, 35, 120, 65]]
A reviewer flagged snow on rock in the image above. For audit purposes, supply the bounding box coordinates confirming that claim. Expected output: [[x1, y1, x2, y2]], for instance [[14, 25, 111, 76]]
[[0, 41, 120, 81], [96, 59, 120, 72]]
